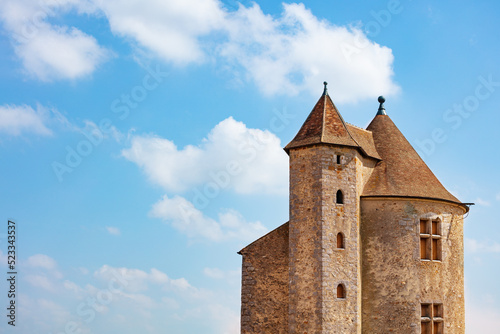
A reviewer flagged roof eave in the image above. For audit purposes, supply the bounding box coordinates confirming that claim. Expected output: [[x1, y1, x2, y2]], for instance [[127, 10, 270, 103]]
[[361, 195, 472, 213]]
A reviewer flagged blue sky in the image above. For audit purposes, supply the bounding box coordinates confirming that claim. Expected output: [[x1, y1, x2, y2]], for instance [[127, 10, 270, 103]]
[[0, 0, 499, 332]]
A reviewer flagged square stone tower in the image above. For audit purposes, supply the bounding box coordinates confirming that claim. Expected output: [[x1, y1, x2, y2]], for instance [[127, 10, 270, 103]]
[[238, 83, 469, 334]]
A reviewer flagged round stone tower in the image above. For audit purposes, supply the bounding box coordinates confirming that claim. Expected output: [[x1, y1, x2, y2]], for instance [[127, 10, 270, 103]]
[[360, 98, 468, 333]]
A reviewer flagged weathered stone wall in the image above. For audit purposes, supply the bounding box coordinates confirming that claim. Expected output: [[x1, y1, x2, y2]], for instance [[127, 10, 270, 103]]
[[360, 198, 465, 334], [289, 145, 375, 333], [240, 222, 289, 334], [289, 146, 324, 333]]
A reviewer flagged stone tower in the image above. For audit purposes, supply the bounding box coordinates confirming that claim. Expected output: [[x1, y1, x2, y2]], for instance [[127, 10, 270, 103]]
[[238, 83, 469, 334]]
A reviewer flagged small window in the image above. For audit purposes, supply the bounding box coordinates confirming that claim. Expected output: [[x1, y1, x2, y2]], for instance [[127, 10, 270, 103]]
[[336, 233, 344, 249], [336, 155, 342, 164], [421, 322, 431, 334], [433, 304, 443, 319], [337, 284, 346, 299], [421, 303, 443, 334], [421, 304, 431, 318], [420, 219, 441, 261], [336, 190, 344, 204]]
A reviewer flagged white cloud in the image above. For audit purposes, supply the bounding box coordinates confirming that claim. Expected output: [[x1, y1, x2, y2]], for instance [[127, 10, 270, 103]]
[[17, 258, 239, 333], [0, 104, 54, 136], [25, 274, 57, 291], [63, 280, 85, 296], [203, 267, 225, 279], [203, 267, 240, 282], [26, 253, 57, 270], [474, 197, 491, 206], [79, 120, 124, 143], [150, 195, 267, 242], [13, 24, 111, 81], [1, 1, 398, 100], [95, 0, 225, 65], [93, 265, 197, 294], [96, 1, 399, 101], [0, 0, 110, 81], [465, 238, 500, 254], [106, 226, 121, 235], [122, 117, 288, 195], [221, 3, 399, 101]]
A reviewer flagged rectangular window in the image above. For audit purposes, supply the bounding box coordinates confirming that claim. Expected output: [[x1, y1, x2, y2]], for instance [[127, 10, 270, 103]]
[[432, 220, 439, 235], [420, 220, 427, 234], [421, 322, 431, 334], [433, 322, 443, 334], [421, 303, 443, 334], [432, 239, 439, 260], [420, 219, 441, 261], [421, 304, 431, 317], [420, 238, 429, 259], [433, 304, 443, 318]]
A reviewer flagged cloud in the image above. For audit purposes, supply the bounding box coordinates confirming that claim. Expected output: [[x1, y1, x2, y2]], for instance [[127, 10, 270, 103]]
[[25, 274, 58, 291], [122, 117, 288, 195], [203, 267, 226, 279], [26, 253, 57, 270], [203, 267, 240, 283], [150, 195, 267, 242], [97, 1, 399, 101], [220, 3, 399, 101], [1, 1, 398, 100], [465, 238, 500, 254], [106, 226, 121, 236], [95, 0, 225, 65], [0, 104, 55, 136], [93, 265, 197, 294], [0, 0, 110, 81], [13, 24, 111, 81], [474, 197, 491, 206], [17, 257, 240, 333]]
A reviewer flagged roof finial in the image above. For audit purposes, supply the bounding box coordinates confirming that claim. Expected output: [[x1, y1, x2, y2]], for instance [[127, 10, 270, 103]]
[[323, 81, 328, 96], [377, 96, 387, 115]]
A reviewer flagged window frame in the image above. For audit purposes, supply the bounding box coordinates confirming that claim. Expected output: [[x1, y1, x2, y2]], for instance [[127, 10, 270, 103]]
[[420, 218, 442, 262], [421, 303, 444, 334]]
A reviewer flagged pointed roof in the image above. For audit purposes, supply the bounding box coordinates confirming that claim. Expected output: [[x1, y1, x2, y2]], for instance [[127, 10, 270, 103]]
[[362, 105, 462, 205], [284, 83, 380, 160]]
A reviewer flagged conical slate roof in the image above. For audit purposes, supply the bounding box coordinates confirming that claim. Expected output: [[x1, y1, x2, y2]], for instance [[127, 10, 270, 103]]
[[284, 83, 358, 151], [284, 83, 380, 160], [362, 113, 461, 204]]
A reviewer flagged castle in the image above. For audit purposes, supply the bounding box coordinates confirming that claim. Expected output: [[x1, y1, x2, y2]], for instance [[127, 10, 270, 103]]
[[238, 83, 470, 333]]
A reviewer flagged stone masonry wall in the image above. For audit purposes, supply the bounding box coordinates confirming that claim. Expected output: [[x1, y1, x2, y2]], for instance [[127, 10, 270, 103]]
[[290, 145, 375, 333], [240, 223, 289, 334], [289, 146, 324, 333], [361, 199, 465, 334]]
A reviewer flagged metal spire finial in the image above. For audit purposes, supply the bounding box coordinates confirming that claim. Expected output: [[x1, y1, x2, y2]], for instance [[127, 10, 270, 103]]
[[377, 96, 387, 115], [323, 81, 328, 96]]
